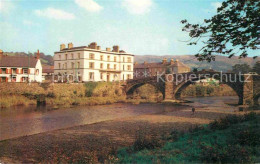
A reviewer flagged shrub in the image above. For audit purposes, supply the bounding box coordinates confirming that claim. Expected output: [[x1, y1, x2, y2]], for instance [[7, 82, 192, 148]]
[[133, 132, 164, 151], [209, 115, 243, 130], [46, 92, 55, 98], [200, 144, 251, 163], [244, 112, 257, 121], [84, 82, 98, 97], [237, 129, 260, 146]]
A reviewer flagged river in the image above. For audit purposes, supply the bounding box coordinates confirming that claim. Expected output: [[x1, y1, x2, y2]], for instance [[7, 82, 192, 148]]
[[0, 96, 248, 141]]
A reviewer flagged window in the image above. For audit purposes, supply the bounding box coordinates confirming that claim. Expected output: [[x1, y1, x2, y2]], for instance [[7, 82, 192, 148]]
[[89, 72, 94, 80], [127, 65, 131, 71], [127, 74, 131, 80], [100, 73, 103, 80], [59, 55, 61, 60], [36, 69, 39, 75], [78, 53, 80, 59], [89, 62, 94, 69], [65, 54, 68, 60], [107, 56, 110, 61], [107, 64, 110, 69], [123, 57, 125, 62], [100, 55, 103, 61], [114, 64, 116, 70], [58, 63, 61, 69], [100, 63, 103, 69], [23, 69, 28, 74], [77, 62, 80, 68], [90, 53, 95, 59], [123, 65, 125, 71], [127, 57, 131, 63], [1, 68, 6, 74], [71, 53, 74, 59], [71, 62, 74, 69], [114, 56, 117, 62], [65, 63, 67, 69]]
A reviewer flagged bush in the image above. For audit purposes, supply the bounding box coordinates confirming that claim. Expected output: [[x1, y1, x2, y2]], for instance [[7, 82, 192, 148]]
[[84, 82, 98, 97], [133, 132, 164, 151], [237, 129, 260, 146], [200, 144, 251, 163], [209, 115, 243, 130]]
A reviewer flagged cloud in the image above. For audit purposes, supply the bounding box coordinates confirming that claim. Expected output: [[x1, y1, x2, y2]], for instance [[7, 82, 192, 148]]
[[122, 0, 153, 15], [0, 0, 14, 14], [35, 8, 75, 20], [211, 2, 222, 10], [75, 0, 103, 12]]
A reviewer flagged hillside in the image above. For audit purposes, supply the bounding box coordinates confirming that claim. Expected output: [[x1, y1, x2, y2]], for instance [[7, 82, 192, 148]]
[[2, 52, 259, 71], [134, 55, 259, 72]]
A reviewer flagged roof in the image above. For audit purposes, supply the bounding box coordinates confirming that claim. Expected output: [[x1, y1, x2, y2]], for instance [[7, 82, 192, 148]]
[[134, 61, 189, 69], [42, 65, 54, 73], [55, 46, 134, 56], [0, 55, 38, 68]]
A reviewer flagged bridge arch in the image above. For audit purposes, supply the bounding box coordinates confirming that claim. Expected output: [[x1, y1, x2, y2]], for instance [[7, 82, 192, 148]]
[[254, 93, 260, 105], [172, 75, 244, 105], [126, 82, 165, 98], [125, 77, 165, 98]]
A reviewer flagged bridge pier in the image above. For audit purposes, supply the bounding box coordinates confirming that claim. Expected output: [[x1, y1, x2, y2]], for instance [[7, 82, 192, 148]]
[[164, 81, 174, 100], [243, 75, 254, 106]]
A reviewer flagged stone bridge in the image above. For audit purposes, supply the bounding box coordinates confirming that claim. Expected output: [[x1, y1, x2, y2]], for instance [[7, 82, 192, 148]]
[[124, 71, 260, 106]]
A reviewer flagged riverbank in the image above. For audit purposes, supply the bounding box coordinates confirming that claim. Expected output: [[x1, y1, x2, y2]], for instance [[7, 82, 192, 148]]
[[0, 98, 259, 163], [117, 112, 260, 163], [0, 82, 126, 109]]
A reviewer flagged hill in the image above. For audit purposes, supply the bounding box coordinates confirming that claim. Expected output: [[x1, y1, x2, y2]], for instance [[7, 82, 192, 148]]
[[134, 55, 259, 72], [2, 52, 259, 71]]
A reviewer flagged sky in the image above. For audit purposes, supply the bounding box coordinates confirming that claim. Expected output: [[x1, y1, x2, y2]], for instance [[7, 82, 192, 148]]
[[0, 0, 259, 57]]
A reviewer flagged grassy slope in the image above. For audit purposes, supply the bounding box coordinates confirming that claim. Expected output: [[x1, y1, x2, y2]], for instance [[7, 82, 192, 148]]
[[117, 113, 260, 163]]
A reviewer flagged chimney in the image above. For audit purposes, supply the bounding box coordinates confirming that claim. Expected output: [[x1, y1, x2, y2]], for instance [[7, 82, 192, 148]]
[[106, 48, 111, 52], [97, 46, 101, 50], [89, 42, 97, 49], [144, 61, 147, 65], [162, 58, 167, 64], [170, 59, 174, 65], [36, 49, 40, 59], [60, 44, 65, 51], [68, 43, 73, 49], [0, 49, 3, 59], [112, 45, 119, 53]]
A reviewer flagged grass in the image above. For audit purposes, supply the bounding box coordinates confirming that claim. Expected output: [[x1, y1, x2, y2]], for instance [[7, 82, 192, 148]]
[[116, 113, 260, 163], [0, 82, 126, 109], [0, 95, 36, 108]]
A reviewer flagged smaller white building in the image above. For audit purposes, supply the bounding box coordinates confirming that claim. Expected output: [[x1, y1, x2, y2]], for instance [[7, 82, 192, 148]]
[[0, 50, 42, 82]]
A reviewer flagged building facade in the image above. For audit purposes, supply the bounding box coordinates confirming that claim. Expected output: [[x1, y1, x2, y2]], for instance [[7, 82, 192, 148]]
[[134, 58, 190, 78], [53, 42, 134, 82], [0, 50, 42, 82]]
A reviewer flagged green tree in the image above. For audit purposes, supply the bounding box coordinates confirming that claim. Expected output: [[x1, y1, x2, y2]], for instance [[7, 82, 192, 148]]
[[252, 62, 260, 74], [181, 0, 260, 62], [232, 64, 251, 74]]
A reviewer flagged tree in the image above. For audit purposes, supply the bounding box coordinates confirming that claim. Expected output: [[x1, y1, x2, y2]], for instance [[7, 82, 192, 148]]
[[252, 61, 260, 74], [181, 0, 260, 62], [232, 63, 251, 74]]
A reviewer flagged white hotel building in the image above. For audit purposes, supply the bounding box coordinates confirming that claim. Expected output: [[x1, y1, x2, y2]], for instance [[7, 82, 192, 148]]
[[53, 42, 134, 82]]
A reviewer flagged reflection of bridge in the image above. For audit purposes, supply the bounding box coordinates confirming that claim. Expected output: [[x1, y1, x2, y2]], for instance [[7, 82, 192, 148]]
[[125, 71, 260, 105]]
